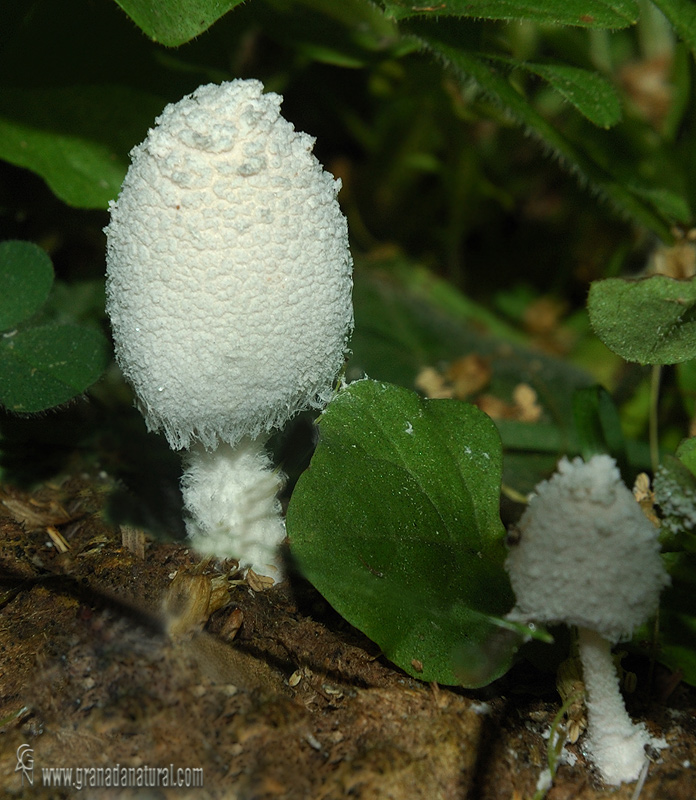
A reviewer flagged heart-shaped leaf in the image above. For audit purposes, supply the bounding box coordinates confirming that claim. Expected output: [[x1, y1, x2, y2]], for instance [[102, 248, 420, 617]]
[[288, 379, 525, 687]]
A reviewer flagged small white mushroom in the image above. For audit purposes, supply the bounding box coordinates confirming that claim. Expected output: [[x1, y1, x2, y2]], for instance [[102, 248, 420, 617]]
[[505, 454, 669, 785], [105, 79, 353, 578]]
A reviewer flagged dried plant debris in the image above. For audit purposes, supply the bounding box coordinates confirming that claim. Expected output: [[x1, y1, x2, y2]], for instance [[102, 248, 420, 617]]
[[415, 359, 542, 423], [477, 383, 543, 423], [415, 354, 491, 400], [0, 476, 694, 799], [646, 229, 696, 280], [633, 472, 661, 527], [619, 55, 674, 129]]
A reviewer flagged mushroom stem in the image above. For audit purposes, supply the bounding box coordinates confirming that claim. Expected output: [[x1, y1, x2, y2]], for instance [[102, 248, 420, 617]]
[[181, 437, 286, 579], [577, 626, 650, 785]]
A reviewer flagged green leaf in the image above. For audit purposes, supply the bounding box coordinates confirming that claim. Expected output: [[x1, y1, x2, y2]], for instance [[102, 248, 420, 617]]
[[588, 275, 696, 365], [676, 437, 696, 479], [349, 257, 595, 493], [651, 0, 696, 60], [523, 62, 621, 128], [288, 379, 523, 687], [115, 0, 242, 47], [657, 551, 696, 686], [112, 0, 244, 46], [485, 55, 623, 127], [0, 324, 110, 412], [572, 385, 627, 472], [381, 0, 638, 28], [676, 359, 696, 420], [0, 86, 165, 209], [409, 28, 674, 241], [629, 186, 692, 225], [0, 241, 54, 330]]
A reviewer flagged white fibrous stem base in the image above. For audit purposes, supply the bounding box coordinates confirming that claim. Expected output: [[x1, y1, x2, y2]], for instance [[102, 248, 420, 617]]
[[181, 437, 285, 580], [577, 626, 652, 785]]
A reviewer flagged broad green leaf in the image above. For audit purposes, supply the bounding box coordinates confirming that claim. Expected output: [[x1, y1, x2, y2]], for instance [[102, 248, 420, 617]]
[[0, 86, 165, 209], [652, 0, 696, 60], [381, 0, 638, 28], [288, 379, 523, 687], [409, 28, 674, 241], [112, 0, 244, 46], [523, 63, 621, 128], [0, 241, 54, 330], [588, 275, 696, 365], [0, 324, 110, 412]]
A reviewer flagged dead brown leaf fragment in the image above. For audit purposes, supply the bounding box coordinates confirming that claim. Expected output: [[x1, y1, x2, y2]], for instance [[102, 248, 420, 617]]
[[619, 55, 673, 129], [247, 567, 276, 592], [415, 354, 491, 400], [523, 295, 568, 337], [414, 365, 453, 399], [164, 570, 232, 638], [647, 231, 696, 280], [512, 383, 543, 423], [1, 490, 72, 530], [633, 472, 660, 527], [444, 354, 492, 398], [477, 382, 543, 423], [521, 294, 577, 355]]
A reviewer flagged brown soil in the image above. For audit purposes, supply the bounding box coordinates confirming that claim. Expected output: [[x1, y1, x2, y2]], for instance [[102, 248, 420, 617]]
[[0, 475, 694, 799]]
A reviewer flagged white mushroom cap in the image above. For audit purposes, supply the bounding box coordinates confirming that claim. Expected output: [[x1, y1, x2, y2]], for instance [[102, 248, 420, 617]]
[[506, 455, 669, 642], [105, 80, 353, 450]]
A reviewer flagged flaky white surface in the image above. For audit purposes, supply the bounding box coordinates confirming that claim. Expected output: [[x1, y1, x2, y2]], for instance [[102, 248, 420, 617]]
[[105, 79, 353, 450], [506, 455, 668, 642], [578, 627, 653, 785], [181, 438, 285, 577]]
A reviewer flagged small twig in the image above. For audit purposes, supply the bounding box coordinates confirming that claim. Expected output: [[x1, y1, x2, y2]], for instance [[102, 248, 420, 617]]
[[120, 525, 146, 559], [46, 525, 70, 553]]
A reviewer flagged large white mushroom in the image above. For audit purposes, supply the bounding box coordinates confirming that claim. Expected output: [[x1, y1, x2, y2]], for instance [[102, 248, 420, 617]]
[[105, 79, 353, 579], [505, 455, 669, 785]]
